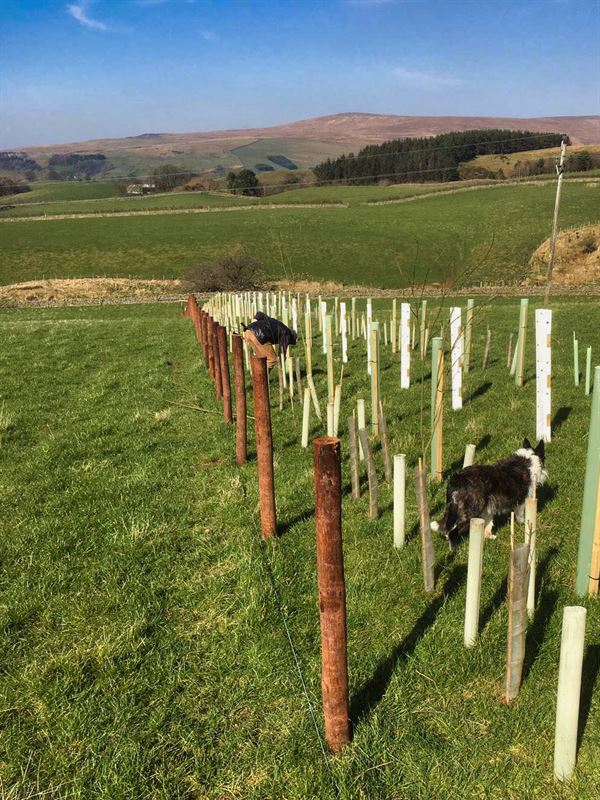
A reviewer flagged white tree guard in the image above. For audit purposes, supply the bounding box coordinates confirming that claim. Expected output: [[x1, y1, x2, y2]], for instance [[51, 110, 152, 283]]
[[400, 302, 411, 389], [536, 308, 552, 442], [291, 297, 298, 333], [321, 301, 327, 354], [340, 302, 348, 363], [450, 306, 464, 410]]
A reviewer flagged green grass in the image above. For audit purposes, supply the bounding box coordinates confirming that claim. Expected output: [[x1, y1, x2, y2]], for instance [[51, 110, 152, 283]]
[[1, 182, 599, 287], [0, 296, 598, 799], [0, 180, 122, 205]]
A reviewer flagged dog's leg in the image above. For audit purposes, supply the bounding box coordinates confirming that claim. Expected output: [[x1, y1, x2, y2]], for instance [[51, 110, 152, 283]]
[[515, 503, 525, 524], [483, 513, 496, 540]]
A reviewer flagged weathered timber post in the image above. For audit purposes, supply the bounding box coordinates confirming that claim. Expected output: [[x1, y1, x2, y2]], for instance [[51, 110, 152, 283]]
[[232, 334, 247, 464], [212, 321, 223, 398], [313, 437, 351, 753], [218, 325, 233, 423], [206, 315, 215, 381], [251, 356, 276, 538]]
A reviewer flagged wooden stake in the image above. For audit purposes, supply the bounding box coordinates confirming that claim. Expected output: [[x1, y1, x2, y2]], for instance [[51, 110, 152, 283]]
[[507, 332, 514, 369], [415, 458, 435, 593], [218, 325, 233, 423], [232, 334, 247, 464], [313, 437, 351, 753], [358, 428, 378, 518], [333, 384, 342, 437], [251, 356, 277, 538], [307, 373, 322, 421]]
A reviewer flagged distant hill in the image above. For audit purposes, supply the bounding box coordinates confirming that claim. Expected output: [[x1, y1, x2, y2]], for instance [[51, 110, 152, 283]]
[[11, 113, 600, 179]]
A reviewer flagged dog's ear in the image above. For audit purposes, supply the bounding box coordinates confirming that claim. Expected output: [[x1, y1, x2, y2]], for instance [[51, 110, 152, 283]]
[[534, 439, 545, 460], [523, 437, 532, 450]]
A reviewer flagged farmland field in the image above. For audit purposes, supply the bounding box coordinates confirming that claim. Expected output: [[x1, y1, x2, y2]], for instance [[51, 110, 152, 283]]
[[0, 296, 598, 799], [1, 182, 599, 287]]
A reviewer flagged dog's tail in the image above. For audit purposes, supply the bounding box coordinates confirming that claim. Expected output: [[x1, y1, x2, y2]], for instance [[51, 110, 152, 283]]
[[430, 520, 441, 532]]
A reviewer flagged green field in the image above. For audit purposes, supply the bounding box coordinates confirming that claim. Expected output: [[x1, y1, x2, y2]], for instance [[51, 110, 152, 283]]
[[0, 180, 123, 206], [1, 182, 599, 287], [1, 297, 598, 799], [0, 182, 477, 219]]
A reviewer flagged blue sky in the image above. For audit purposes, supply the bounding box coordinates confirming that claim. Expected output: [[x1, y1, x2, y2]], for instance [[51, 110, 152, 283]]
[[1, 0, 599, 148]]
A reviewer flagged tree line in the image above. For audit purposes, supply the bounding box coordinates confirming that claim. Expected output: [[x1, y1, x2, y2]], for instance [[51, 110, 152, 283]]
[[313, 129, 567, 185]]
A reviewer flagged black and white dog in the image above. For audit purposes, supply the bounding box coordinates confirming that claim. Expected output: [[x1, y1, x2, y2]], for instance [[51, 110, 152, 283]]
[[431, 438, 547, 549]]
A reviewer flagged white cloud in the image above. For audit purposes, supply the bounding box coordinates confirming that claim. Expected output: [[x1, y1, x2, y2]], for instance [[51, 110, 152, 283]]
[[393, 66, 463, 91], [66, 1, 108, 30]]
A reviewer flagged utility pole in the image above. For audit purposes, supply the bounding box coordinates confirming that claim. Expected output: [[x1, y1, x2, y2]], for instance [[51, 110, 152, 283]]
[[543, 138, 567, 306]]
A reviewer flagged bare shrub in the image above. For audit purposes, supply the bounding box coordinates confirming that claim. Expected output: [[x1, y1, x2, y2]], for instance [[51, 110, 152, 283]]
[[184, 245, 266, 292]]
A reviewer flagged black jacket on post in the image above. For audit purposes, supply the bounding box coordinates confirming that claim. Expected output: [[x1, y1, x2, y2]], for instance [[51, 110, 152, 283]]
[[245, 312, 297, 356]]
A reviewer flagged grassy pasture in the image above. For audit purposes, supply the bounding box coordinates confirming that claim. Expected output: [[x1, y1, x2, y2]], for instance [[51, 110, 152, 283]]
[[1, 182, 599, 287], [0, 180, 123, 206], [0, 297, 598, 799], [0, 181, 473, 219], [468, 145, 600, 177]]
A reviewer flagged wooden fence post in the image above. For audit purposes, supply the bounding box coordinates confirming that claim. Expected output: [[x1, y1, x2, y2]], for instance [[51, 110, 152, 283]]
[[232, 334, 247, 463], [251, 356, 276, 538], [218, 325, 233, 423], [313, 437, 351, 753]]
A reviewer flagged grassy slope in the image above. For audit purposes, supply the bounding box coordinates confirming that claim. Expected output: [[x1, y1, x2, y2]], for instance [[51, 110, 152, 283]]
[[0, 298, 598, 799], [1, 181, 122, 205], [0, 183, 463, 219], [468, 145, 600, 176], [230, 137, 353, 171], [1, 182, 599, 287]]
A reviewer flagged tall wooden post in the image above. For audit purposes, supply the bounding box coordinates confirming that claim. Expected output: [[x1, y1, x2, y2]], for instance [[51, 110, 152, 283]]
[[251, 357, 276, 538], [232, 334, 247, 464], [218, 325, 233, 423], [313, 437, 351, 753], [212, 321, 223, 399], [206, 315, 215, 381]]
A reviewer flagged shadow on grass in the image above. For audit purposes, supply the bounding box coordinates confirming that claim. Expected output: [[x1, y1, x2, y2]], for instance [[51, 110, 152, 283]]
[[551, 406, 572, 434], [578, 644, 600, 754], [465, 381, 492, 405], [522, 589, 559, 683], [350, 563, 467, 726], [278, 508, 315, 536], [537, 481, 558, 513]]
